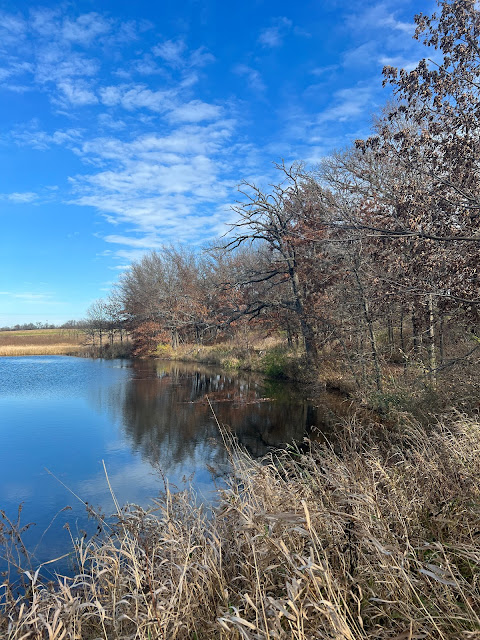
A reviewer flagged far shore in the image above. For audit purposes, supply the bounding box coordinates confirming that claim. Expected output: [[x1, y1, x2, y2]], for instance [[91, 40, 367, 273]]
[[0, 328, 85, 357]]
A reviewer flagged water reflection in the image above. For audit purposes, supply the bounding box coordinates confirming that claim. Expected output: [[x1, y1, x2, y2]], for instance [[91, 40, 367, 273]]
[[115, 360, 316, 466], [0, 356, 321, 571]]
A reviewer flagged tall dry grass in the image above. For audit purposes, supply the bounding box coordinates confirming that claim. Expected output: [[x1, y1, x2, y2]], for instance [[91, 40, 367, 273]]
[[1, 414, 480, 639], [0, 330, 84, 356], [0, 344, 83, 356]]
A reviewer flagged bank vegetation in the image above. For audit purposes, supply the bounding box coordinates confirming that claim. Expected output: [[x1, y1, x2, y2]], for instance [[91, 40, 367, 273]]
[[1, 414, 480, 639]]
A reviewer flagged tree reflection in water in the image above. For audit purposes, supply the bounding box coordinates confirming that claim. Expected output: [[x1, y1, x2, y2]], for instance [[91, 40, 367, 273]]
[[117, 359, 320, 473]]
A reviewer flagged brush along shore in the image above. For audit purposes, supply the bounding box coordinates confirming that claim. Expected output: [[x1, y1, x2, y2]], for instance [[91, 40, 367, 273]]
[[1, 414, 480, 639]]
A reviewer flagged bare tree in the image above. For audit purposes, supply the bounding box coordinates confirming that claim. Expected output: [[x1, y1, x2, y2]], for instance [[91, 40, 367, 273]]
[[224, 162, 336, 364]]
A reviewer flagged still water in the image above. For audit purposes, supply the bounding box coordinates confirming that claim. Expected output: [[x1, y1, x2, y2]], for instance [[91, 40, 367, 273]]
[[0, 356, 322, 572]]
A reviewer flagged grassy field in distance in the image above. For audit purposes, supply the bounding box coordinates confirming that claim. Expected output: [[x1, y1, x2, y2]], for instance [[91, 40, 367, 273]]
[[0, 328, 84, 356]]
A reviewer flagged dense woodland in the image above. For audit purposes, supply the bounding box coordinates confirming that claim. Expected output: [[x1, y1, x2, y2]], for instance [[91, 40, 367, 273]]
[[82, 1, 480, 404]]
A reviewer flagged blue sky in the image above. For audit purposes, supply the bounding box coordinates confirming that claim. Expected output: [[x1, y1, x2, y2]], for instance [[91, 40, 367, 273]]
[[0, 0, 434, 325]]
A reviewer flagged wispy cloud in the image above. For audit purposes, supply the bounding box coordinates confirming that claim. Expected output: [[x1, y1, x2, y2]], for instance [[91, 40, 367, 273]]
[[67, 118, 239, 245], [317, 84, 377, 123], [13, 292, 53, 302], [56, 80, 98, 106], [311, 64, 339, 77], [10, 125, 83, 150], [233, 64, 265, 92], [258, 17, 292, 48], [378, 55, 419, 71], [102, 234, 163, 248], [167, 100, 222, 123], [153, 39, 187, 67], [342, 42, 378, 69], [347, 3, 415, 36], [61, 13, 113, 46], [152, 39, 215, 69], [109, 264, 131, 271], [0, 7, 145, 111], [0, 192, 38, 203], [99, 83, 174, 112]]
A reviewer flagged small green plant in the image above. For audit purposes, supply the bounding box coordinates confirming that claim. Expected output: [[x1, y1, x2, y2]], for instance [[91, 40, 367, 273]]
[[155, 343, 174, 358], [261, 346, 291, 379]]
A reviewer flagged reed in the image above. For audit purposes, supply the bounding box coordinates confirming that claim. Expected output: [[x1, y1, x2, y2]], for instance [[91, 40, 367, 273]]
[[1, 413, 479, 639], [0, 329, 84, 356], [0, 344, 83, 356]]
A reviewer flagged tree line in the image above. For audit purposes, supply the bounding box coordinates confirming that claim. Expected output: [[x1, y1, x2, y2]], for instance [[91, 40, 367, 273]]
[[85, 0, 480, 393]]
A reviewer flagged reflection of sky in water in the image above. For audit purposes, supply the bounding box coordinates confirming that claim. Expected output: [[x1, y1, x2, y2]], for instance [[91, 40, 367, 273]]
[[0, 356, 316, 574]]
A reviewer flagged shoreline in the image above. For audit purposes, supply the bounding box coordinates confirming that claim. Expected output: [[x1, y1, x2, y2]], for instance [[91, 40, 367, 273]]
[[2, 414, 479, 638]]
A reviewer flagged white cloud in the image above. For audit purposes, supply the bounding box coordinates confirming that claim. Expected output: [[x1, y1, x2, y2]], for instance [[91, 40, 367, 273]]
[[111, 248, 155, 262], [317, 84, 377, 123], [153, 39, 186, 66], [347, 3, 415, 36], [34, 50, 99, 85], [97, 113, 126, 130], [0, 8, 143, 112], [342, 42, 378, 69], [378, 55, 419, 72], [258, 17, 292, 48], [13, 292, 52, 302], [99, 83, 174, 112], [1, 192, 38, 203], [132, 55, 164, 76], [61, 13, 112, 46], [30, 7, 61, 38], [311, 64, 339, 76], [67, 119, 240, 244], [0, 61, 33, 82], [167, 100, 222, 123], [2, 83, 32, 93], [0, 13, 26, 37], [57, 80, 98, 106], [190, 47, 215, 68], [11, 126, 83, 150], [152, 39, 215, 70], [233, 64, 265, 92], [103, 234, 163, 248], [109, 264, 131, 271]]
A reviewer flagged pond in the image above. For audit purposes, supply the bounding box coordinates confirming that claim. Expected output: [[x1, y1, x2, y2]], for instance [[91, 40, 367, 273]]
[[0, 356, 329, 577]]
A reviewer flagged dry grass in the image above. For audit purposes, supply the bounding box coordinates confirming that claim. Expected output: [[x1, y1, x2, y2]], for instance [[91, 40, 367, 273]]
[[0, 344, 83, 356], [0, 330, 84, 356], [155, 332, 286, 369], [1, 414, 480, 639]]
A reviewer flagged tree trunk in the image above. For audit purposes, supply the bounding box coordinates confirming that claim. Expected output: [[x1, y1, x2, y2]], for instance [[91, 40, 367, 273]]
[[364, 300, 383, 393], [286, 322, 293, 347], [171, 328, 179, 350], [427, 293, 437, 387], [412, 309, 420, 354], [353, 266, 382, 392], [439, 313, 445, 365], [291, 269, 318, 365], [399, 307, 407, 369], [387, 313, 394, 348]]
